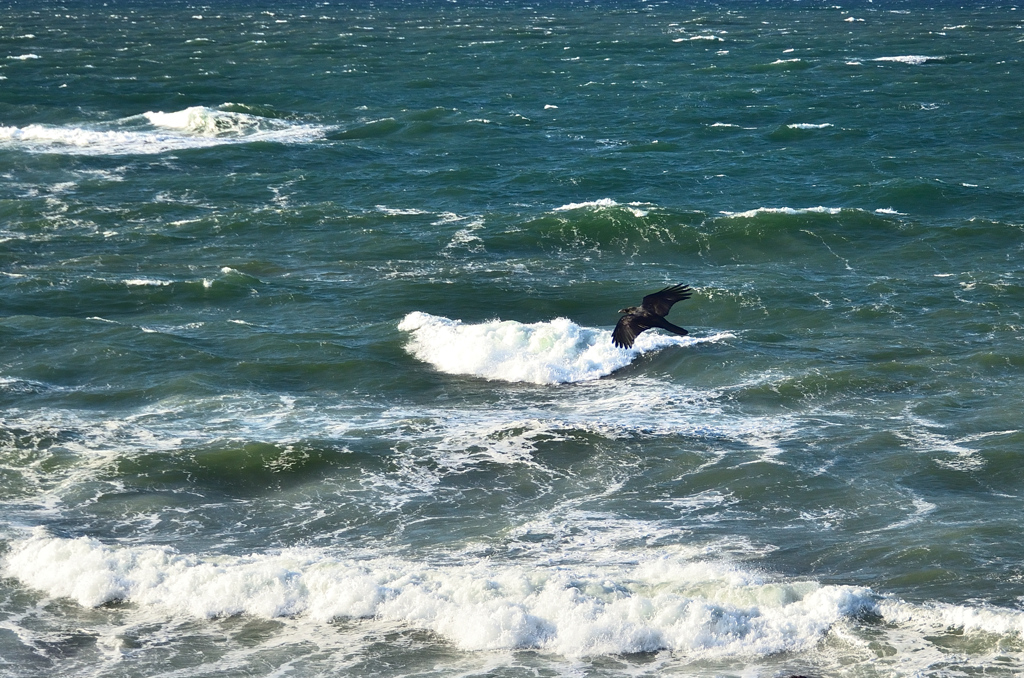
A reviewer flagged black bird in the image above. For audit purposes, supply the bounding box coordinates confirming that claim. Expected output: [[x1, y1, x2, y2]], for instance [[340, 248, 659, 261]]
[[612, 284, 692, 349]]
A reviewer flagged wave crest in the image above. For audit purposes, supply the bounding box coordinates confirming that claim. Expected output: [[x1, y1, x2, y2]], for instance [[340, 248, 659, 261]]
[[0, 104, 328, 155], [15, 530, 1024, 662], [398, 312, 726, 385], [872, 55, 943, 65], [142, 105, 292, 137], [3, 529, 877, 658]]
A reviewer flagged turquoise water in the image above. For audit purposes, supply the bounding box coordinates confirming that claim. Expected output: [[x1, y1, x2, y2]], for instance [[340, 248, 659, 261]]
[[2, 2, 1024, 676]]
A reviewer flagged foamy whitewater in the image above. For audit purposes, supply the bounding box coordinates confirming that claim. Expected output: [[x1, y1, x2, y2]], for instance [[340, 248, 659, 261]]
[[398, 312, 730, 384], [9, 528, 1024, 664], [4, 2, 1024, 677], [0, 105, 328, 155], [4, 528, 880, 657]]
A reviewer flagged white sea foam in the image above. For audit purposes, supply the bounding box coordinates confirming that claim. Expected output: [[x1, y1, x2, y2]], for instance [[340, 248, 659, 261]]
[[375, 205, 429, 216], [10, 529, 1024, 662], [0, 105, 329, 156], [0, 372, 797, 516], [444, 219, 486, 252], [3, 529, 879, 658], [896, 415, 1018, 473], [552, 198, 650, 218], [787, 123, 832, 129], [398, 312, 730, 385], [123, 278, 173, 287], [872, 55, 943, 65], [719, 206, 842, 218], [0, 376, 50, 394], [877, 495, 937, 532], [553, 198, 620, 211], [142, 106, 274, 136], [878, 598, 1024, 637], [673, 35, 724, 42]]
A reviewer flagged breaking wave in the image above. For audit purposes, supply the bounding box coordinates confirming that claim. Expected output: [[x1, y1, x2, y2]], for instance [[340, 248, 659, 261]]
[[3, 529, 873, 658], [872, 55, 944, 65], [718, 206, 843, 219], [0, 104, 329, 156], [553, 198, 651, 218], [8, 530, 1024, 661], [398, 312, 731, 384]]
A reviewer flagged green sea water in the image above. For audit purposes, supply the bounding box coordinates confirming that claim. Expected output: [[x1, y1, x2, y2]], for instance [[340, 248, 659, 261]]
[[2, 1, 1024, 676]]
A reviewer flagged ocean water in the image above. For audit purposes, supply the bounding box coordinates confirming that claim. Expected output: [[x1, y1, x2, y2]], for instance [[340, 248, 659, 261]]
[[2, 1, 1024, 676]]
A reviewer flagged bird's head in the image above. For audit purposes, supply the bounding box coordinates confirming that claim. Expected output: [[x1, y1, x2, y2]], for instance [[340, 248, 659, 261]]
[[618, 305, 639, 315]]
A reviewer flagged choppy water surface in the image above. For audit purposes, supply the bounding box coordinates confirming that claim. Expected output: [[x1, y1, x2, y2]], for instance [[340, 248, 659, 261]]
[[2, 1, 1024, 676]]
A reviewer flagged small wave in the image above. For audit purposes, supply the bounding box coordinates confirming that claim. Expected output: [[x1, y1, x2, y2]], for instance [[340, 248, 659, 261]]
[[398, 312, 727, 385], [0, 104, 329, 156], [672, 35, 724, 42], [553, 199, 650, 218], [878, 598, 1024, 638], [872, 55, 943, 65], [326, 117, 400, 140], [787, 123, 832, 130], [123, 278, 174, 287], [0, 376, 51, 394], [142, 106, 291, 137], [718, 206, 842, 219], [553, 198, 620, 211], [0, 375, 797, 510], [375, 205, 430, 216]]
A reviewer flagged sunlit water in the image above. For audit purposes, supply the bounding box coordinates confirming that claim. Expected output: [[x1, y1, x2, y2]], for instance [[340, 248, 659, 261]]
[[2, 2, 1024, 676]]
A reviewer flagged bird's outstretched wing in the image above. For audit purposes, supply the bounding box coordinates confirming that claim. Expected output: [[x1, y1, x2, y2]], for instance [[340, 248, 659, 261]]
[[641, 284, 692, 317], [612, 314, 653, 349]]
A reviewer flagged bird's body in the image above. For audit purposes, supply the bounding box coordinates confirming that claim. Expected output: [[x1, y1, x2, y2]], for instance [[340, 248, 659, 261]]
[[612, 284, 692, 349]]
